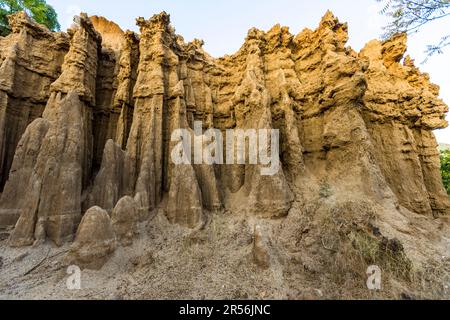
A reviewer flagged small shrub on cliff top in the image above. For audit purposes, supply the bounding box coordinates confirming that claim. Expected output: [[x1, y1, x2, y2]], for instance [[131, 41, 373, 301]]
[[0, 0, 60, 36], [440, 150, 450, 197]]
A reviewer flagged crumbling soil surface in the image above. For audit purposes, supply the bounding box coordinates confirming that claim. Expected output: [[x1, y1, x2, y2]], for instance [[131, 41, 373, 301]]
[[1, 205, 449, 300]]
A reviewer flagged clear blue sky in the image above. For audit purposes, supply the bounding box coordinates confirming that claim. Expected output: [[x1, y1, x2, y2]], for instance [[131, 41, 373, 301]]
[[46, 0, 450, 143]]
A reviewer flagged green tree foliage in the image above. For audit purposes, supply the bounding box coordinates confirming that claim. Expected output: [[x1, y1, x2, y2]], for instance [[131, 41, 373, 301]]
[[440, 150, 450, 196], [377, 0, 450, 61], [0, 0, 60, 36]]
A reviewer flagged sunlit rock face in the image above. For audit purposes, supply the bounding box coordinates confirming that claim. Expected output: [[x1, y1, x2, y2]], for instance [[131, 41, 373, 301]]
[[0, 10, 448, 255]]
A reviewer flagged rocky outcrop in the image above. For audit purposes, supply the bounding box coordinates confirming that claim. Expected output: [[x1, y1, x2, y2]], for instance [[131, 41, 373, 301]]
[[360, 33, 449, 217], [0, 10, 448, 254], [86, 139, 133, 213], [253, 225, 271, 269], [65, 206, 116, 270], [166, 163, 204, 228], [3, 13, 101, 247], [111, 196, 139, 246], [0, 12, 69, 195]]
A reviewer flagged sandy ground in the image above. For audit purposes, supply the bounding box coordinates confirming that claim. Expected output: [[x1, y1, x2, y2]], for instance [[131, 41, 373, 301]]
[[0, 211, 295, 300], [0, 206, 449, 300]]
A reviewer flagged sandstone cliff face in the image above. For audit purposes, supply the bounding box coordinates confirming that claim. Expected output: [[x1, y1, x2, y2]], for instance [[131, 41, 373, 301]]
[[360, 33, 449, 216], [0, 13, 69, 200], [1, 13, 100, 246], [0, 11, 448, 281]]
